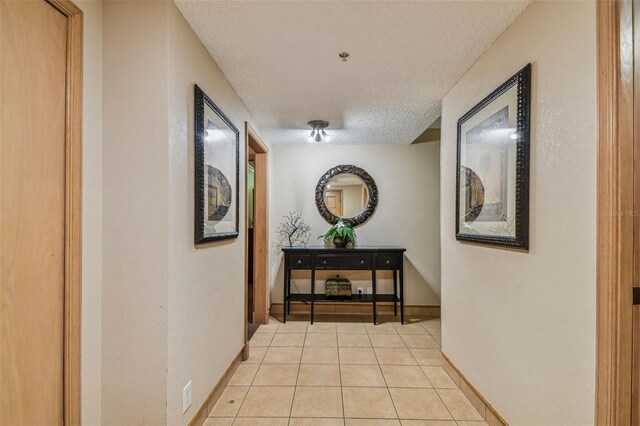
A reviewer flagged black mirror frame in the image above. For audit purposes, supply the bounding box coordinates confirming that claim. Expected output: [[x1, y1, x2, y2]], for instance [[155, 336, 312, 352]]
[[455, 63, 531, 250], [315, 164, 378, 227], [194, 84, 240, 244]]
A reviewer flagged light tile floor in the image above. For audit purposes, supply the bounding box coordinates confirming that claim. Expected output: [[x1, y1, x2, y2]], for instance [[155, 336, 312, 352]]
[[205, 316, 487, 426]]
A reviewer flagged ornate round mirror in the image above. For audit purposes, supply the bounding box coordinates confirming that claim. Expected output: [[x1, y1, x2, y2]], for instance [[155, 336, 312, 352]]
[[315, 165, 378, 226]]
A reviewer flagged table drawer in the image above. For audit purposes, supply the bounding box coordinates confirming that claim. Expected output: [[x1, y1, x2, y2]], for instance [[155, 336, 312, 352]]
[[289, 254, 312, 269], [376, 253, 401, 269], [315, 254, 372, 269]]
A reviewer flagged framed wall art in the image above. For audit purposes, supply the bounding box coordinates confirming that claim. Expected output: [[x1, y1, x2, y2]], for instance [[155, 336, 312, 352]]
[[194, 84, 240, 244], [455, 63, 531, 250]]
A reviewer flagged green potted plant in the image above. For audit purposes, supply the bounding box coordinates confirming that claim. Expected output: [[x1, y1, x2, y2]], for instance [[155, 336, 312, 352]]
[[319, 218, 357, 248]]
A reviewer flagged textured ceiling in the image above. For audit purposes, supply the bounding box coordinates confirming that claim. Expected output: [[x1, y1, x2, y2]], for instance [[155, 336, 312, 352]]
[[176, 1, 529, 145]]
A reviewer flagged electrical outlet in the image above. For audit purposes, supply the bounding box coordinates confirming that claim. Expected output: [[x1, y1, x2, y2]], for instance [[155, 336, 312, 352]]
[[366, 287, 373, 294], [183, 380, 192, 413], [356, 287, 364, 295]]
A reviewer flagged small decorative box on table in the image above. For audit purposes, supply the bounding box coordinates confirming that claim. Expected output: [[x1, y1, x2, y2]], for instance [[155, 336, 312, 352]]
[[325, 275, 352, 297], [281, 246, 406, 325]]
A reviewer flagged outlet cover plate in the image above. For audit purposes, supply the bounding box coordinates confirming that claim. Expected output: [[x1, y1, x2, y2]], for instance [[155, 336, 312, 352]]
[[183, 380, 192, 413], [356, 287, 364, 295], [366, 287, 373, 294]]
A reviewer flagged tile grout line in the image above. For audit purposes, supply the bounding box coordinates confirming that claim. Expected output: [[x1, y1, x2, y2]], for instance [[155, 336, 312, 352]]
[[232, 329, 269, 424], [367, 324, 401, 422], [384, 320, 454, 423], [413, 320, 459, 423], [422, 320, 484, 423], [434, 387, 458, 423], [287, 323, 307, 424], [398, 322, 440, 388], [335, 323, 346, 426]]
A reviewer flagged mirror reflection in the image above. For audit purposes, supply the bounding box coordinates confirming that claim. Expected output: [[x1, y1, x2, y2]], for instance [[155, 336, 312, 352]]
[[323, 173, 369, 219]]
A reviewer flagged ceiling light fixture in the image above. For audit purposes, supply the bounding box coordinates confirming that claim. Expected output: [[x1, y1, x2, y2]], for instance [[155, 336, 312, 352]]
[[339, 52, 350, 62], [307, 120, 330, 142]]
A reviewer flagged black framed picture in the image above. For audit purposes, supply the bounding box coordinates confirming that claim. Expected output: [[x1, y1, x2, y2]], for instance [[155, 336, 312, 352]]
[[455, 63, 531, 250], [194, 84, 239, 244]]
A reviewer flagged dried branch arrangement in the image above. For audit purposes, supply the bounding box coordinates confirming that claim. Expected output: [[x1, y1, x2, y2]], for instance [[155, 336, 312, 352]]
[[276, 211, 311, 248]]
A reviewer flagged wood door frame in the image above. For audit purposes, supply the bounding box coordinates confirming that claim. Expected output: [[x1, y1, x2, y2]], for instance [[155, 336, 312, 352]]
[[42, 0, 83, 423], [244, 123, 269, 354], [596, 0, 635, 424]]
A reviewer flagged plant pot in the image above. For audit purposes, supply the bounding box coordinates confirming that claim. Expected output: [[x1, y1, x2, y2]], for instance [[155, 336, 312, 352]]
[[333, 235, 350, 248]]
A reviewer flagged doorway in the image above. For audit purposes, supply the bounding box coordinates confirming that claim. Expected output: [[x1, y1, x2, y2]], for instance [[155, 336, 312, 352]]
[[0, 0, 83, 423], [596, 0, 639, 423], [245, 123, 269, 344]]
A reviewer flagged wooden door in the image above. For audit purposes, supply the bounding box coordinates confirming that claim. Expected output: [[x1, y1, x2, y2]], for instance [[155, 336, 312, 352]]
[[634, 1, 640, 422], [325, 190, 343, 217], [0, 0, 82, 423]]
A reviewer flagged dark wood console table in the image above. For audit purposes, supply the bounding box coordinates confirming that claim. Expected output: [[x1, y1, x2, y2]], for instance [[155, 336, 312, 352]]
[[282, 246, 406, 325]]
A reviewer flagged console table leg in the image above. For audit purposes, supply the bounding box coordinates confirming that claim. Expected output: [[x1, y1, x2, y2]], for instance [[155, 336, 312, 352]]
[[287, 271, 291, 315], [393, 270, 398, 317], [310, 268, 316, 325], [283, 261, 288, 324], [372, 269, 377, 325], [285, 271, 291, 315], [399, 263, 404, 325]]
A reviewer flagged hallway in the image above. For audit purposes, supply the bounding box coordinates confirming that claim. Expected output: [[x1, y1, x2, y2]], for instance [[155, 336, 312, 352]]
[[0, 0, 608, 423], [206, 317, 486, 425]]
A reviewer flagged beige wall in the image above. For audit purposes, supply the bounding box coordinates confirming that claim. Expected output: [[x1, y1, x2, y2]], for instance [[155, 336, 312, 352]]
[[102, 1, 261, 424], [166, 3, 258, 425], [78, 0, 102, 423], [440, 1, 597, 425], [102, 1, 171, 423], [270, 143, 440, 306]]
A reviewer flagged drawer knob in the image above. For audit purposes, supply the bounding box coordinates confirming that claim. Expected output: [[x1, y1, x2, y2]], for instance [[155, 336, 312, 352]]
[[360, 259, 365, 264], [297, 259, 302, 264], [386, 259, 390, 265], [323, 259, 327, 264]]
